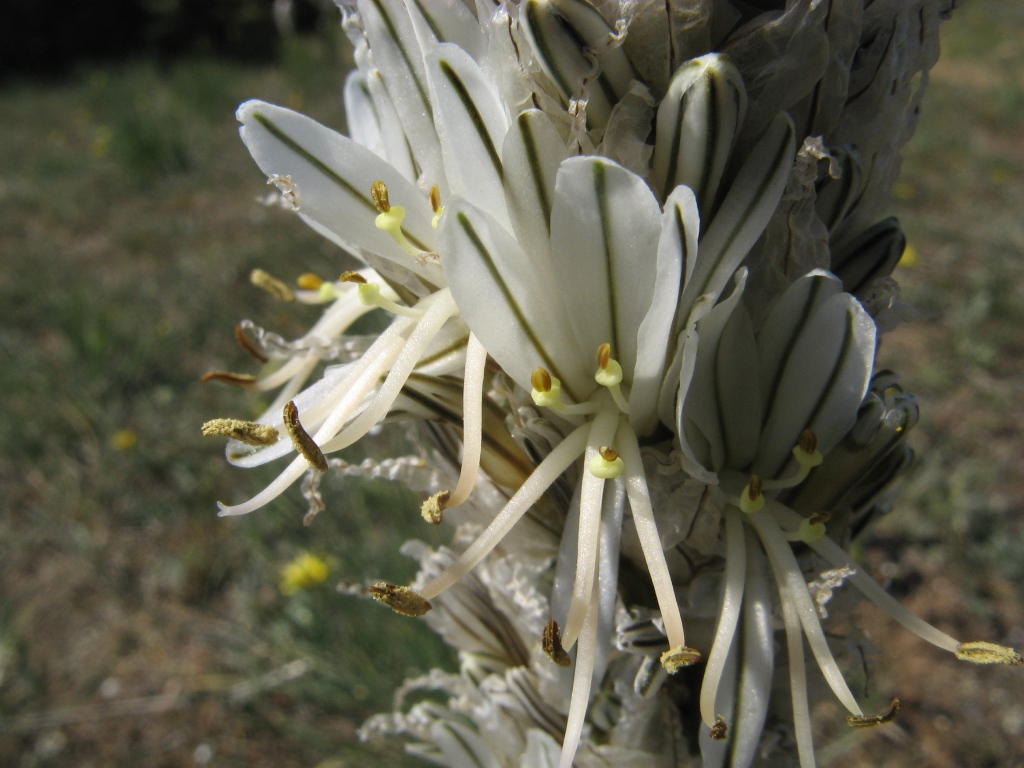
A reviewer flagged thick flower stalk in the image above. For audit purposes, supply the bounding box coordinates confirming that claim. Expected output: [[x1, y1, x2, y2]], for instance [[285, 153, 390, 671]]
[[202, 0, 1021, 765]]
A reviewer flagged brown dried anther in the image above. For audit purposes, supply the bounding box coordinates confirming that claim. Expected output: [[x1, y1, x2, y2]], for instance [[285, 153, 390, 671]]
[[543, 619, 572, 667], [660, 645, 702, 674], [283, 401, 328, 472], [368, 583, 432, 617], [201, 371, 257, 387], [709, 716, 728, 741], [847, 697, 900, 727]]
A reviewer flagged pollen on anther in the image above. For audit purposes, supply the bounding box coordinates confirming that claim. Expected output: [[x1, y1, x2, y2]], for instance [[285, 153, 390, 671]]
[[201, 418, 279, 446], [250, 268, 295, 301], [371, 180, 391, 213], [956, 641, 1024, 666], [847, 698, 900, 727], [368, 583, 432, 617], [297, 272, 324, 290], [661, 646, 702, 674], [421, 490, 451, 525], [709, 716, 728, 741]]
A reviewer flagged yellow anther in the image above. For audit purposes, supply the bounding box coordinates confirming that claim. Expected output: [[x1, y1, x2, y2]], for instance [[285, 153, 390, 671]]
[[542, 619, 572, 667], [739, 476, 764, 514], [297, 272, 324, 290], [250, 268, 295, 301], [955, 641, 1023, 666], [589, 445, 625, 479], [793, 428, 824, 469], [660, 645, 702, 674], [597, 342, 611, 369], [429, 184, 444, 228], [368, 583, 432, 617], [531, 367, 552, 392], [594, 343, 624, 388], [371, 179, 391, 213], [531, 367, 566, 409]]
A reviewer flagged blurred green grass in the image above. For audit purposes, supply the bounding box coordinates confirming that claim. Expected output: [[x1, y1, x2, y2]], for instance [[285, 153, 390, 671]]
[[0, 2, 1022, 766]]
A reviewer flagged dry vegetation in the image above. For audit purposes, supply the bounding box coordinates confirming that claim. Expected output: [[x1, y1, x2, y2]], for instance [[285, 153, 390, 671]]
[[1, 2, 1023, 766]]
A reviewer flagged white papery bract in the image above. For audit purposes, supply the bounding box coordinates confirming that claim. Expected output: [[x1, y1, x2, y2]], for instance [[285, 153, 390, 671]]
[[203, 0, 1023, 766]]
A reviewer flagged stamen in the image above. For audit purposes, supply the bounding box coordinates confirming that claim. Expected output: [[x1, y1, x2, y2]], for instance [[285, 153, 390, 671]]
[[700, 506, 746, 725], [847, 698, 901, 727], [785, 512, 830, 543], [368, 583, 432, 617], [339, 271, 367, 284], [739, 475, 765, 514], [780, 574, 816, 768], [588, 446, 625, 479], [201, 418, 279, 446], [709, 716, 728, 741], [201, 371, 257, 388], [763, 430, 824, 491], [530, 367, 598, 415], [447, 333, 487, 507], [956, 641, 1024, 666], [371, 180, 421, 257], [352, 280, 422, 317], [543, 619, 572, 667], [250, 268, 295, 301], [618, 425, 691, 658], [594, 343, 629, 414], [296, 272, 324, 290], [558, 577, 600, 768], [283, 400, 329, 472], [421, 490, 450, 525], [429, 184, 444, 228], [419, 422, 591, 600], [660, 646, 702, 674], [235, 323, 269, 363]]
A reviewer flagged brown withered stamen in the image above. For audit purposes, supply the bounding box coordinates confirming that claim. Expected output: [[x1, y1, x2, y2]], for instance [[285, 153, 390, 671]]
[[201, 418, 279, 446], [798, 428, 819, 455], [250, 268, 295, 301], [283, 401, 328, 472], [660, 646, 702, 674], [429, 184, 441, 213], [201, 371, 257, 387], [542, 619, 572, 667], [709, 716, 728, 741], [847, 697, 901, 727], [368, 583, 431, 617], [596, 342, 611, 369], [956, 641, 1023, 666], [235, 323, 269, 364], [296, 272, 323, 290], [370, 180, 390, 213], [746, 475, 763, 501], [598, 446, 619, 463], [339, 271, 368, 284], [808, 511, 832, 526], [421, 490, 451, 525]]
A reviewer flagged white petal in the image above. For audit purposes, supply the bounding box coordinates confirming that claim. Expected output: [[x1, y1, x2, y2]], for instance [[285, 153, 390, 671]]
[[406, 0, 485, 60], [343, 69, 385, 158], [364, 68, 418, 181], [755, 292, 877, 478], [630, 185, 698, 435], [549, 156, 662, 380], [438, 199, 593, 401], [501, 109, 568, 267], [357, 0, 445, 184], [236, 101, 437, 272], [426, 43, 511, 226], [679, 111, 795, 317]]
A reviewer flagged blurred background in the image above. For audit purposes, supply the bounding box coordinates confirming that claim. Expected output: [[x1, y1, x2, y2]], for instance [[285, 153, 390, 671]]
[[0, 1, 1022, 766]]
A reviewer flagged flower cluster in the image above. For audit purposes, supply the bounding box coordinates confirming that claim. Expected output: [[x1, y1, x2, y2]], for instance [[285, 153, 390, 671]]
[[202, 0, 1021, 765]]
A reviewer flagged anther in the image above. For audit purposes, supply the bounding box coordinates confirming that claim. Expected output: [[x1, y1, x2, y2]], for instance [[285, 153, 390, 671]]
[[955, 641, 1024, 666], [589, 446, 625, 479], [371, 180, 391, 213], [791, 511, 830, 543], [368, 583, 432, 617], [793, 428, 824, 469], [201, 418, 279, 446], [297, 272, 324, 290], [235, 323, 269, 363], [201, 371, 257, 388], [250, 268, 295, 302], [429, 184, 444, 229], [283, 401, 329, 472], [530, 367, 565, 409], [597, 342, 611, 369], [847, 697, 900, 727], [709, 716, 728, 741], [594, 343, 624, 388], [739, 476, 765, 514], [660, 645, 702, 674], [341, 272, 420, 317], [532, 367, 552, 392], [340, 271, 367, 284], [421, 490, 451, 525], [543, 618, 572, 667]]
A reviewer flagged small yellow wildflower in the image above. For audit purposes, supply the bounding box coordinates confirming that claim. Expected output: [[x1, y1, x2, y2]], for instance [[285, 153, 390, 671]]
[[110, 429, 137, 452], [898, 242, 918, 269], [279, 552, 329, 595]]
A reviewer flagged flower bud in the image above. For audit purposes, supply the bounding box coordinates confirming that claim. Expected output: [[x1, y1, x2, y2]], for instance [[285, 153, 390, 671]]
[[652, 54, 747, 212], [831, 217, 906, 297]]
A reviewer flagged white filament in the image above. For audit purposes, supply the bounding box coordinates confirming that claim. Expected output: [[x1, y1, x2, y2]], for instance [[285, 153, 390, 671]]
[[448, 332, 487, 507], [700, 506, 746, 726], [780, 573, 817, 768], [558, 574, 601, 768]]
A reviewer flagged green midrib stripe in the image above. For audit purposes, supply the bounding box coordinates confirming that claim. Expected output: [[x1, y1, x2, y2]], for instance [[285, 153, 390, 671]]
[[251, 111, 429, 252], [439, 59, 503, 180]]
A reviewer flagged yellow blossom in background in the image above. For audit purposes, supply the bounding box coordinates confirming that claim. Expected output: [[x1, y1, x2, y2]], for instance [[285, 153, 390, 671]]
[[899, 242, 919, 268], [110, 428, 137, 452], [279, 552, 329, 595]]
